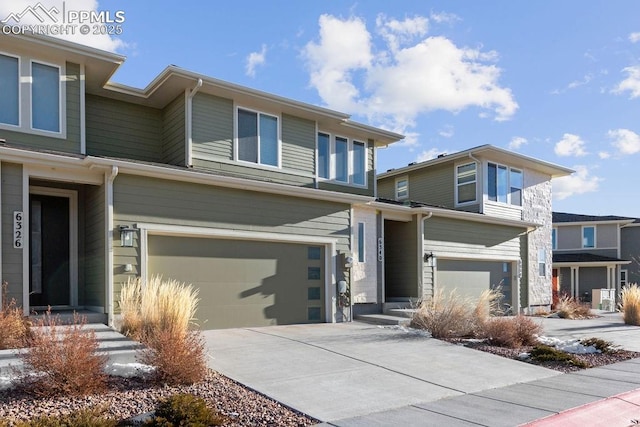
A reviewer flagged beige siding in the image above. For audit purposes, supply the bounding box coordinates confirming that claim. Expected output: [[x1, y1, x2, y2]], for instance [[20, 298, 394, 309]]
[[0, 62, 81, 153], [597, 224, 619, 248], [484, 202, 522, 220], [191, 158, 314, 186], [556, 225, 581, 250], [192, 93, 233, 160], [318, 181, 373, 196], [281, 114, 315, 174], [162, 94, 185, 166], [86, 95, 163, 162], [112, 174, 351, 294], [1, 163, 23, 304], [84, 183, 105, 307], [424, 216, 523, 261]]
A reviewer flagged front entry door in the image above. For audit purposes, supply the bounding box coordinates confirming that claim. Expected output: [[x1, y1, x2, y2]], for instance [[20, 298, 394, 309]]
[[29, 194, 70, 307]]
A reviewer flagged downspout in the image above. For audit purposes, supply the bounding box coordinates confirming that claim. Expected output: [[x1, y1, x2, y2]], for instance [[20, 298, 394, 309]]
[[419, 212, 433, 299], [106, 165, 118, 327], [185, 79, 203, 168]]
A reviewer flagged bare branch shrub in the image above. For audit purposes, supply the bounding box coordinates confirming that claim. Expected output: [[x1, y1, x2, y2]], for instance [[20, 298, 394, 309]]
[[0, 281, 31, 350]]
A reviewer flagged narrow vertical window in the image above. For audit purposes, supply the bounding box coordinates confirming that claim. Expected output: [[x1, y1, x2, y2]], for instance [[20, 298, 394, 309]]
[[551, 228, 557, 250], [510, 168, 523, 206], [582, 226, 595, 248], [456, 162, 477, 204], [357, 222, 365, 262], [335, 136, 348, 182], [317, 133, 330, 179], [353, 141, 366, 185], [31, 62, 60, 132], [0, 54, 19, 126], [538, 249, 546, 277], [259, 114, 278, 166], [396, 177, 408, 200], [237, 109, 258, 163]]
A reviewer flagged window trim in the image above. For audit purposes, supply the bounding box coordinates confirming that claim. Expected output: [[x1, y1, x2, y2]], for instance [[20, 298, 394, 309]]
[[538, 249, 547, 277], [30, 59, 63, 134], [234, 106, 281, 168], [582, 225, 596, 249], [487, 161, 523, 207], [352, 140, 367, 186], [316, 131, 368, 188], [0, 51, 21, 129], [395, 176, 409, 200], [455, 161, 478, 206]]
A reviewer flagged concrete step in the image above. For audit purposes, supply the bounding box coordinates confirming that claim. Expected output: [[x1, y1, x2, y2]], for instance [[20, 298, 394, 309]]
[[385, 308, 416, 318], [29, 310, 107, 325], [354, 313, 411, 326]]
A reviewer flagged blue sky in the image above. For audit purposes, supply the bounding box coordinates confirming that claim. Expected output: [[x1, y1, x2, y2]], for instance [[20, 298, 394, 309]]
[[3, 1, 639, 217]]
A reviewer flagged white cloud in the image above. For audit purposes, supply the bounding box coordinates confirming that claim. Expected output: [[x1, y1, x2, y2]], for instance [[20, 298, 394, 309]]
[[608, 128, 640, 155], [554, 133, 587, 157], [245, 44, 267, 78], [508, 136, 527, 150], [613, 66, 640, 98], [552, 165, 602, 200], [629, 32, 640, 43], [429, 11, 460, 24], [598, 151, 610, 159], [416, 148, 441, 162], [0, 0, 126, 52], [303, 14, 518, 136], [567, 74, 593, 89], [438, 125, 454, 138]]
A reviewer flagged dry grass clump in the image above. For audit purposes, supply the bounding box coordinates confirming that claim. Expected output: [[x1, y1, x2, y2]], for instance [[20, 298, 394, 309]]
[[411, 288, 503, 339], [17, 312, 107, 397], [120, 275, 207, 385], [554, 295, 593, 319], [478, 315, 543, 348], [620, 283, 640, 326], [11, 406, 116, 427], [0, 281, 31, 350]]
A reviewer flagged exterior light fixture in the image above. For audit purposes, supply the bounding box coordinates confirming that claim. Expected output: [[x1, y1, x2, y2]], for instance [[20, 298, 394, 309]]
[[119, 225, 135, 247]]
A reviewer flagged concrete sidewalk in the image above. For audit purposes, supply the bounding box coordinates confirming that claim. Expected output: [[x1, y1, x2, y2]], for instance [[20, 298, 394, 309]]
[[204, 313, 640, 426]]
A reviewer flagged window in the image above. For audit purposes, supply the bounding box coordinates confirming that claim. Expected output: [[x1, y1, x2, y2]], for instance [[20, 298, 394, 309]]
[[237, 108, 278, 166], [308, 246, 321, 260], [31, 62, 60, 132], [582, 226, 595, 248], [395, 177, 408, 200], [317, 133, 367, 186], [357, 222, 365, 262], [552, 228, 557, 250], [621, 270, 628, 288], [0, 54, 19, 126], [538, 249, 546, 277], [488, 163, 522, 206], [456, 162, 477, 204]]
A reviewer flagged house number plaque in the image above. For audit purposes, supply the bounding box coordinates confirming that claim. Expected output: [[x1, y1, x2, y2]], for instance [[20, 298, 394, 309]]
[[13, 211, 23, 249]]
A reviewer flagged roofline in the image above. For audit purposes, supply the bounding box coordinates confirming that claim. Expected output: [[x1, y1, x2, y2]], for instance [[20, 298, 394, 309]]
[[553, 261, 632, 267], [554, 219, 636, 226], [0, 145, 373, 205], [367, 200, 540, 230], [378, 144, 574, 179]]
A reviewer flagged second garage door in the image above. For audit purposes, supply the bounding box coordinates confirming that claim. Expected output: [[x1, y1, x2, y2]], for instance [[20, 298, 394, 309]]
[[436, 259, 512, 303], [148, 235, 326, 329]]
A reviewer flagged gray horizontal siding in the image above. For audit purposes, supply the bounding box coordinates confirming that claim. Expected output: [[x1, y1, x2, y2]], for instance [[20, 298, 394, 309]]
[[192, 93, 233, 160], [1, 162, 24, 305], [483, 203, 522, 220], [162, 94, 185, 166], [84, 183, 105, 307], [556, 224, 619, 250], [377, 178, 395, 200], [318, 181, 373, 197], [192, 158, 314, 186], [425, 216, 523, 261], [281, 114, 315, 174], [86, 95, 163, 162]]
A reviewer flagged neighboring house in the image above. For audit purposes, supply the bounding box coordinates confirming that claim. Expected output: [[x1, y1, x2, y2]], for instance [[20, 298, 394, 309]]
[[0, 32, 403, 329], [552, 212, 637, 304], [374, 146, 573, 314]]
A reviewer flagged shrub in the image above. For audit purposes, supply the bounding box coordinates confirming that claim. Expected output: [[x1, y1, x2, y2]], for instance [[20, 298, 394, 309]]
[[17, 311, 107, 397], [11, 407, 116, 427], [529, 344, 589, 368], [411, 288, 503, 339], [580, 337, 617, 353], [119, 275, 200, 340], [139, 327, 208, 385], [554, 295, 593, 319], [479, 315, 543, 348], [0, 281, 31, 349], [144, 393, 226, 426], [620, 283, 640, 326]]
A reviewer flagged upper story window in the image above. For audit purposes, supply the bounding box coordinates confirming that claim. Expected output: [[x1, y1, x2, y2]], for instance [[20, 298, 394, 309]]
[[552, 228, 557, 250], [237, 108, 279, 167], [0, 53, 64, 136], [317, 132, 367, 186], [456, 162, 477, 204], [395, 177, 408, 200], [582, 226, 596, 248], [488, 163, 523, 207]]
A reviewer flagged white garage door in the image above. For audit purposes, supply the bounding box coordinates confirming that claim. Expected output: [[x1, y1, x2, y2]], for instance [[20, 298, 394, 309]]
[[437, 259, 512, 303]]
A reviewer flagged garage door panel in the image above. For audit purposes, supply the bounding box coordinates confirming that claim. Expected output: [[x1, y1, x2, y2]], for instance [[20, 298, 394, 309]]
[[148, 235, 325, 329], [437, 259, 511, 303]]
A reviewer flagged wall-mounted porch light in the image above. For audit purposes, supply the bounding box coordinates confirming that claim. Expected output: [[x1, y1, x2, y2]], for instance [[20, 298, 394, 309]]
[[119, 225, 136, 247]]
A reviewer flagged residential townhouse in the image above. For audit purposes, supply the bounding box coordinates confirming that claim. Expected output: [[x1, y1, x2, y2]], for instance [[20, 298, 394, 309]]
[[552, 212, 639, 305], [0, 32, 403, 329], [375, 146, 573, 314]]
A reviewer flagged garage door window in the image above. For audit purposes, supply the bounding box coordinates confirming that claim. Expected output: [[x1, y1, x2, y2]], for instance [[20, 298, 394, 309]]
[[308, 246, 321, 260], [308, 307, 322, 321], [308, 287, 321, 300], [308, 267, 321, 280]]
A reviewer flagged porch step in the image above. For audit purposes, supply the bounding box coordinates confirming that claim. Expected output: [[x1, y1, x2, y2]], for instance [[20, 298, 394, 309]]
[[29, 310, 107, 325], [0, 323, 141, 377], [354, 313, 412, 326], [385, 308, 416, 318]]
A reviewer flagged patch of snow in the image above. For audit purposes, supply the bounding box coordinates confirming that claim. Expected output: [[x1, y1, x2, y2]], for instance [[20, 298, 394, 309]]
[[106, 363, 155, 378], [537, 336, 601, 354], [380, 325, 432, 337], [0, 375, 13, 391], [518, 353, 531, 360]]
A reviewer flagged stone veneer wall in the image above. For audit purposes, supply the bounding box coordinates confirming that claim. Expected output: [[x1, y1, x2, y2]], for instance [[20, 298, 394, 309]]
[[522, 168, 553, 308]]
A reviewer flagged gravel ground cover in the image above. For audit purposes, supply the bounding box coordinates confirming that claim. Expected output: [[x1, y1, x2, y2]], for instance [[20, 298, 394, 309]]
[[0, 370, 318, 426]]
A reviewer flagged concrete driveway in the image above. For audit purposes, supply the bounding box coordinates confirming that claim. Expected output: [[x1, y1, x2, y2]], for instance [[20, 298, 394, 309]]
[[203, 322, 559, 423]]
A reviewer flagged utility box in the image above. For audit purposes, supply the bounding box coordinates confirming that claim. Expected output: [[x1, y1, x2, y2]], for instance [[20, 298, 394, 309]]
[[592, 288, 616, 311]]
